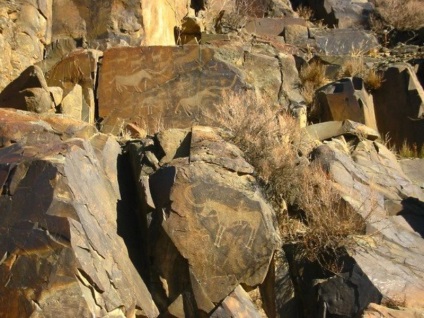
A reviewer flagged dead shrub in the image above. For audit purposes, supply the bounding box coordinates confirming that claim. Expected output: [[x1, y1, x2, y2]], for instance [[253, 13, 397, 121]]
[[363, 68, 383, 90], [204, 92, 366, 271], [339, 58, 365, 77], [296, 5, 313, 21], [373, 0, 424, 31], [338, 58, 383, 91], [299, 62, 329, 107]]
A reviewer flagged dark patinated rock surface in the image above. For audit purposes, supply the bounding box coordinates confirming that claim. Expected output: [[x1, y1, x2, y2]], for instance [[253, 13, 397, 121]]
[[0, 109, 159, 317]]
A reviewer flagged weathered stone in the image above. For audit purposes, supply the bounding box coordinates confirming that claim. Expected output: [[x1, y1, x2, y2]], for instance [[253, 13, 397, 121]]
[[144, 126, 278, 314], [243, 52, 282, 104], [363, 303, 424, 318], [373, 63, 424, 150], [400, 158, 424, 188], [312, 139, 424, 308], [306, 120, 379, 141], [310, 28, 379, 56], [303, 0, 374, 28], [156, 128, 191, 166], [220, 285, 263, 318], [277, 53, 305, 105], [316, 77, 378, 131], [47, 86, 64, 107], [51, 0, 187, 48], [215, 11, 247, 34], [46, 49, 102, 123], [284, 24, 309, 46], [0, 1, 51, 91], [190, 125, 254, 174], [20, 87, 55, 113], [98, 46, 245, 135], [60, 83, 83, 120], [0, 65, 49, 111], [245, 17, 306, 36], [0, 109, 159, 317]]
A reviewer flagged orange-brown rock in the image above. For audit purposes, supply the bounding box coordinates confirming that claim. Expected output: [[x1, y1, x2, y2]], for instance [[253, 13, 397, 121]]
[[45, 49, 102, 123], [0, 1, 51, 91], [142, 126, 279, 315], [51, 0, 187, 48], [98, 46, 245, 134], [0, 108, 159, 317]]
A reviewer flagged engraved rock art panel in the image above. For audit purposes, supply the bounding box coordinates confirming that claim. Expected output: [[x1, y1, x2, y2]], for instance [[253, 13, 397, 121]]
[[159, 162, 278, 304], [98, 46, 245, 134]]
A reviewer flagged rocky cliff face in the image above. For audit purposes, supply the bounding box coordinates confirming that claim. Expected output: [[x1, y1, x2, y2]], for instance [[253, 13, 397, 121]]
[[1, 0, 424, 317]]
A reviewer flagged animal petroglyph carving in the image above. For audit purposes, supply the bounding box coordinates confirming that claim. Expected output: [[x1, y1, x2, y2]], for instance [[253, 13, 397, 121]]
[[183, 183, 262, 249], [174, 90, 218, 115], [111, 69, 153, 93]]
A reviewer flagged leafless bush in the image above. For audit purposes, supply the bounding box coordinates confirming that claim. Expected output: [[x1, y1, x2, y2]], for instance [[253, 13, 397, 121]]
[[373, 0, 424, 31], [338, 58, 383, 91], [204, 92, 366, 270]]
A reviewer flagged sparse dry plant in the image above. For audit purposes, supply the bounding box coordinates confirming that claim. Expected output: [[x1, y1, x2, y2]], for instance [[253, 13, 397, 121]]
[[299, 62, 329, 108], [373, 0, 424, 31], [363, 68, 383, 90], [296, 5, 313, 21], [339, 58, 365, 77], [204, 92, 366, 271], [399, 140, 424, 158]]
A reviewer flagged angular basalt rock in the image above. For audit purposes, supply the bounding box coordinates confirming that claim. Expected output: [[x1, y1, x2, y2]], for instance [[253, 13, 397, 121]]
[[303, 0, 374, 29], [98, 46, 245, 135], [372, 63, 424, 150], [311, 139, 424, 310], [136, 126, 279, 315], [316, 77, 378, 131], [309, 28, 379, 56], [0, 109, 159, 317]]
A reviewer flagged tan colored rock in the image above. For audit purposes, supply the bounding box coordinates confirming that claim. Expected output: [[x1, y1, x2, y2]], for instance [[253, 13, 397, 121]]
[[363, 303, 424, 318], [220, 285, 263, 318], [46, 49, 102, 123], [98, 46, 244, 135], [0, 1, 51, 91], [20, 87, 55, 113], [143, 126, 279, 314], [312, 139, 424, 309], [60, 83, 83, 120], [156, 128, 191, 165]]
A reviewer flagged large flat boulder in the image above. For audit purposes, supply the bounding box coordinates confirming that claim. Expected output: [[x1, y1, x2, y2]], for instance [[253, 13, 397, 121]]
[[0, 109, 159, 317], [309, 28, 379, 56], [97, 46, 245, 134], [131, 126, 279, 315]]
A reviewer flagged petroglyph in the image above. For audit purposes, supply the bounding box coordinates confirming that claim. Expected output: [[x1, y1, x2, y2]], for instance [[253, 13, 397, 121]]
[[174, 75, 239, 115], [111, 69, 153, 93], [183, 183, 262, 249], [175, 90, 219, 115]]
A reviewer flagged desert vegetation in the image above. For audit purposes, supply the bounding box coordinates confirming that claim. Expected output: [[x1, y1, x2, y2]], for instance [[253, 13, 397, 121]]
[[205, 92, 366, 270]]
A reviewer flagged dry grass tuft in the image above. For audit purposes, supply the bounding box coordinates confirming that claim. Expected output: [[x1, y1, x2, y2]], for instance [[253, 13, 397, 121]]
[[338, 58, 383, 91], [363, 69, 383, 91], [399, 140, 424, 158], [296, 5, 313, 21], [204, 92, 366, 270], [299, 62, 329, 107]]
